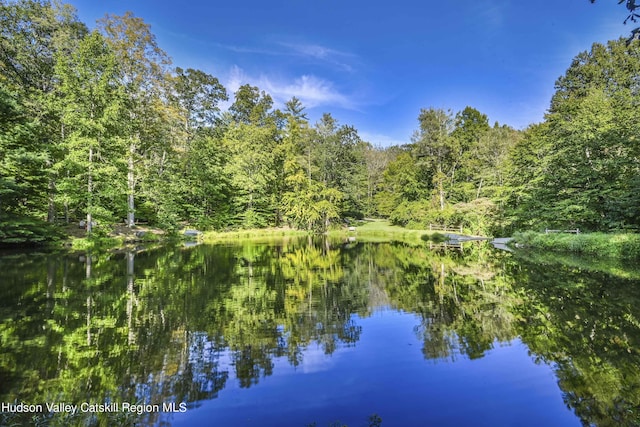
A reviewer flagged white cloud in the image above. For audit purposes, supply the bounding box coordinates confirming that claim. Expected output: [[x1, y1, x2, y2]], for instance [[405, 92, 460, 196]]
[[259, 74, 352, 109], [226, 65, 248, 94], [222, 66, 356, 110], [279, 42, 357, 72], [214, 42, 283, 57], [216, 41, 357, 72]]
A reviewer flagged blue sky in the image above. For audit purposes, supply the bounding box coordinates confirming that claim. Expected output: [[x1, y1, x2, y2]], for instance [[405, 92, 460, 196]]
[[69, 0, 627, 146]]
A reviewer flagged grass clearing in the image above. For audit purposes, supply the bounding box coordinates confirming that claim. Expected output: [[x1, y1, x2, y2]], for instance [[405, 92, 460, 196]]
[[63, 220, 444, 248], [202, 228, 309, 243], [328, 219, 442, 243], [202, 220, 442, 245]]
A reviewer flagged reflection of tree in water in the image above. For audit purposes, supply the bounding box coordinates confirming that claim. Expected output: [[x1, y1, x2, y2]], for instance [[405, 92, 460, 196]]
[[0, 238, 371, 424], [509, 256, 640, 427], [376, 243, 520, 362], [2, 241, 640, 426], [0, 249, 235, 425], [213, 238, 366, 385], [379, 243, 640, 426]]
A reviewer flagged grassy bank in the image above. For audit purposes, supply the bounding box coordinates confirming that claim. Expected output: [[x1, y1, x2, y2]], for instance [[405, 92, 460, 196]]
[[203, 220, 443, 245], [202, 227, 309, 243], [64, 224, 167, 250], [512, 231, 640, 260], [328, 219, 443, 243], [64, 220, 441, 249]]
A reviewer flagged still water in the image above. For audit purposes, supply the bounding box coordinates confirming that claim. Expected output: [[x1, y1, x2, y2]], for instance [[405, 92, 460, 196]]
[[1, 238, 639, 426]]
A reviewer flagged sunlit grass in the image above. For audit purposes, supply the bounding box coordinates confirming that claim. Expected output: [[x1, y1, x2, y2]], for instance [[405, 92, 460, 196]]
[[512, 231, 640, 260], [64, 220, 448, 249], [202, 228, 309, 243], [202, 220, 443, 245], [328, 219, 442, 243]]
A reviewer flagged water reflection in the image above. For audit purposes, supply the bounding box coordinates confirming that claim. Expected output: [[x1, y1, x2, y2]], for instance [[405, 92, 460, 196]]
[[0, 240, 639, 426], [510, 252, 640, 427]]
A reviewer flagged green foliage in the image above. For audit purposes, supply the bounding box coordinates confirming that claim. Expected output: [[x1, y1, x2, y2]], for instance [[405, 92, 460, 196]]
[[386, 197, 498, 235], [0, 216, 61, 245], [0, 0, 88, 242], [229, 84, 274, 125], [55, 30, 127, 233], [0, 85, 51, 243], [412, 107, 456, 210], [380, 107, 518, 235], [4, 0, 640, 247], [503, 39, 640, 233], [223, 122, 277, 227], [173, 66, 227, 132], [388, 200, 430, 227]]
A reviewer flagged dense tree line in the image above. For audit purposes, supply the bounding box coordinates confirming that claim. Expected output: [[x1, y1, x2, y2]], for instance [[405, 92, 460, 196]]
[[1, 0, 639, 244], [506, 38, 640, 232], [0, 0, 378, 243], [372, 39, 640, 235]]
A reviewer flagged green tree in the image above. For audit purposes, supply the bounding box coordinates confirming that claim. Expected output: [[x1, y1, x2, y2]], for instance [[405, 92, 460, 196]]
[[280, 97, 312, 228], [506, 39, 640, 231], [412, 107, 457, 211], [0, 84, 52, 243], [223, 123, 276, 228], [311, 113, 367, 222], [363, 144, 392, 217], [375, 151, 425, 221], [229, 84, 274, 126], [98, 12, 172, 228], [56, 31, 126, 234], [474, 123, 520, 201], [503, 123, 553, 231], [172, 66, 227, 139], [0, 0, 87, 226], [169, 67, 229, 228], [450, 106, 490, 201]]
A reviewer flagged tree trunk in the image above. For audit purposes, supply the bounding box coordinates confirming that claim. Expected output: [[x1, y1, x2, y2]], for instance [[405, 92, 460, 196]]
[[64, 170, 70, 223], [476, 177, 484, 199], [87, 147, 93, 234], [47, 176, 56, 223], [127, 143, 135, 227]]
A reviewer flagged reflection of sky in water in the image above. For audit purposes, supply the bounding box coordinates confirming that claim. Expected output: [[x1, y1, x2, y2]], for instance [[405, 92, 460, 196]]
[[296, 344, 340, 374], [167, 309, 580, 427]]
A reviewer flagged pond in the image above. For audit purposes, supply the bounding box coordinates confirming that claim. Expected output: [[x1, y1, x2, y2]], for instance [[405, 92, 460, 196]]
[[1, 238, 640, 426]]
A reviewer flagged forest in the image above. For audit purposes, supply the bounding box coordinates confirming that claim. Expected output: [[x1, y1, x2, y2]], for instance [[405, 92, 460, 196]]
[[1, 0, 640, 245]]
